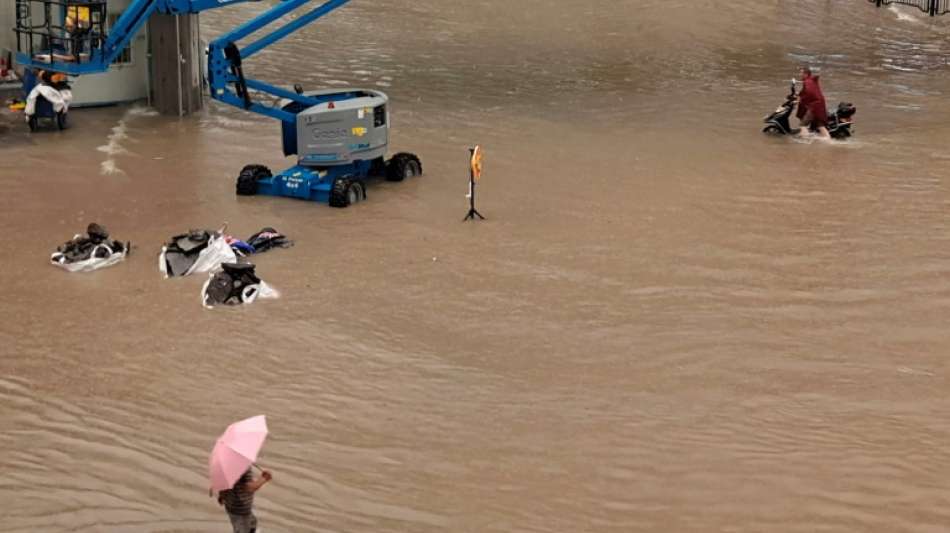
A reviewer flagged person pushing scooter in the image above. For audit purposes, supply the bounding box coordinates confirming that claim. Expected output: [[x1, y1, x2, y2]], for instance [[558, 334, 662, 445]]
[[796, 66, 830, 139]]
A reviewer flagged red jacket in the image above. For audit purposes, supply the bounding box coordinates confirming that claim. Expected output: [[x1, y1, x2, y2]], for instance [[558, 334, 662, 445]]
[[796, 74, 828, 122]]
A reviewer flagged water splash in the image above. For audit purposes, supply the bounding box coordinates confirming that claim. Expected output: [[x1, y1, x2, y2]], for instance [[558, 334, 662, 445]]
[[96, 106, 155, 175]]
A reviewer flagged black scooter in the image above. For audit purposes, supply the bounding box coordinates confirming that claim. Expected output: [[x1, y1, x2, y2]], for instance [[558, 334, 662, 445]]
[[763, 81, 856, 139]]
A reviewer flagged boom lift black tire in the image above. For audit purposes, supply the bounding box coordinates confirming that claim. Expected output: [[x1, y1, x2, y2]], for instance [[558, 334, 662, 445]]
[[236, 164, 271, 196], [386, 152, 423, 182], [329, 177, 352, 207], [348, 180, 366, 205], [329, 177, 366, 208]]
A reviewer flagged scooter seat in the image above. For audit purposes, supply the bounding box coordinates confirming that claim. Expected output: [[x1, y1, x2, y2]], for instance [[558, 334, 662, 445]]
[[836, 102, 856, 118]]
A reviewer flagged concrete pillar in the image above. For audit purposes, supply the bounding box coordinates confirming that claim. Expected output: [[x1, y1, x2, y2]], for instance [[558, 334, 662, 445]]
[[148, 12, 202, 115]]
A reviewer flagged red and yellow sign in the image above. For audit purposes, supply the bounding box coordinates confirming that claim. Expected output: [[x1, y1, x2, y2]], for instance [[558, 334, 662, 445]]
[[470, 145, 483, 181]]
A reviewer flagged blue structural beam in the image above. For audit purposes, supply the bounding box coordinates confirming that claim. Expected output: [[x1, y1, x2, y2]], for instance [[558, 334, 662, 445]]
[[166, 0, 257, 13], [207, 0, 352, 122], [98, 0, 161, 67], [241, 0, 351, 58], [209, 78, 299, 123]]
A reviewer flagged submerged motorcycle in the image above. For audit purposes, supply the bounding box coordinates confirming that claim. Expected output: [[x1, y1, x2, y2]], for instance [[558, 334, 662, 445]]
[[763, 81, 856, 139]]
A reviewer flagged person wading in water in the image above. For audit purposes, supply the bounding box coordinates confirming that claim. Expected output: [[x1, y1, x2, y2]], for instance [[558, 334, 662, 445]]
[[218, 468, 273, 533], [796, 66, 830, 139]]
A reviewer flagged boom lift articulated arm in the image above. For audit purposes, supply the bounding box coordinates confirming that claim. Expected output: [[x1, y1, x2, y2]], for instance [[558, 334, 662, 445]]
[[15, 0, 352, 124], [206, 0, 352, 123]]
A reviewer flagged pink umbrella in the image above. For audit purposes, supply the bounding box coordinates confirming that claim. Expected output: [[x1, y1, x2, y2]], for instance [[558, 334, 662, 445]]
[[209, 415, 268, 494]]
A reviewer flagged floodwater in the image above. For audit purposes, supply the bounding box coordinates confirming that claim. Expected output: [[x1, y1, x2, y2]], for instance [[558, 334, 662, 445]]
[[2, 0, 950, 531]]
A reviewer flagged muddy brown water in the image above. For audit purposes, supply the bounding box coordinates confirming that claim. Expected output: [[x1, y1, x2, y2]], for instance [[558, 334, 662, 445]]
[[2, 1, 950, 531]]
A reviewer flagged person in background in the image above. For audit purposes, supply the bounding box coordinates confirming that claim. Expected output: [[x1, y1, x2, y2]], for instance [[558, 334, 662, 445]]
[[218, 468, 273, 533], [796, 66, 830, 139], [64, 7, 92, 58]]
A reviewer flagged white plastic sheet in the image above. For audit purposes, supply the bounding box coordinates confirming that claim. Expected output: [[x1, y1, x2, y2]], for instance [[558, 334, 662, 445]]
[[50, 238, 126, 273], [25, 85, 73, 117], [159, 233, 237, 278]]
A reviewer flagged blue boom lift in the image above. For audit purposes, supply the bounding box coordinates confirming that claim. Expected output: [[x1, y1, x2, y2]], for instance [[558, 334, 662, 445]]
[[13, 0, 422, 207]]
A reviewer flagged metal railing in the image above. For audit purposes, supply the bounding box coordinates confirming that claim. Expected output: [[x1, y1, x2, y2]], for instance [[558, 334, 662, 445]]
[[870, 0, 950, 15], [14, 0, 107, 66]]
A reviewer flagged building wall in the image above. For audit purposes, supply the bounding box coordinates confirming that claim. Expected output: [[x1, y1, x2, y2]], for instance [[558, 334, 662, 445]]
[[1, 1, 15, 54], [71, 0, 150, 106]]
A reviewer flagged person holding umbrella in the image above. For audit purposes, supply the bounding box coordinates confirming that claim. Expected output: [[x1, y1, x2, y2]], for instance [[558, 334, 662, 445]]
[[218, 467, 272, 533], [209, 415, 273, 533]]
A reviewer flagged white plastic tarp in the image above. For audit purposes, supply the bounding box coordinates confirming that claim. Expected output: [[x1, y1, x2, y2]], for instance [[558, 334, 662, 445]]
[[50, 238, 126, 273], [159, 233, 237, 278], [25, 85, 73, 117]]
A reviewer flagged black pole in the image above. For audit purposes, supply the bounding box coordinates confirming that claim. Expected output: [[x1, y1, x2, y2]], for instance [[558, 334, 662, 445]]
[[469, 172, 475, 212], [930, 0, 936, 16], [463, 147, 485, 222]]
